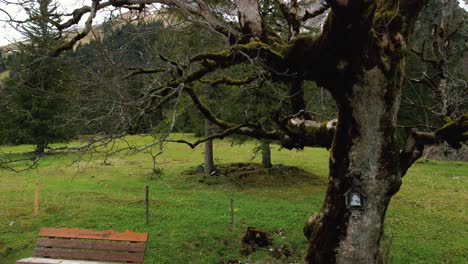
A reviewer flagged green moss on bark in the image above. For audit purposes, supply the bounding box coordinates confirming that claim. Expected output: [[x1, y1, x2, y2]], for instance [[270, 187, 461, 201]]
[[436, 113, 468, 148]]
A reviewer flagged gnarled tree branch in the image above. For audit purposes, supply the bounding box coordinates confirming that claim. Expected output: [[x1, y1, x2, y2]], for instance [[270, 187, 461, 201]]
[[49, 0, 101, 57], [399, 113, 468, 176]]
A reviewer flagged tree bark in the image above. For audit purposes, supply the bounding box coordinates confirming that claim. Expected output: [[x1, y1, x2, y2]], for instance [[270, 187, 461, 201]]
[[305, 67, 401, 263], [300, 0, 433, 262], [290, 78, 306, 114], [304, 66, 402, 263], [261, 140, 272, 168], [204, 118, 215, 174], [235, 0, 263, 39]]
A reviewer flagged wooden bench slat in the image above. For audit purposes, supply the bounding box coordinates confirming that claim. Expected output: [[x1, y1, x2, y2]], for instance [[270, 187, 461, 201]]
[[36, 238, 146, 252], [34, 248, 145, 262], [39, 228, 148, 242], [17, 257, 121, 264]]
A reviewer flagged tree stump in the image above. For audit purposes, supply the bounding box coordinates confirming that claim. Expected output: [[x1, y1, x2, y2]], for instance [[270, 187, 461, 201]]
[[242, 227, 271, 247]]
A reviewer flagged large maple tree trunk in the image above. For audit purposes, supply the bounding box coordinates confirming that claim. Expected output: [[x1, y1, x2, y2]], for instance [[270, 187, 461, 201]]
[[304, 66, 403, 263], [297, 0, 432, 261]]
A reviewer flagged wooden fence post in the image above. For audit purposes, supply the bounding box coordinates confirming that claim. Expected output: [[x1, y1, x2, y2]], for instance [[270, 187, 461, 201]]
[[34, 176, 40, 216], [145, 186, 149, 225], [230, 197, 234, 230]]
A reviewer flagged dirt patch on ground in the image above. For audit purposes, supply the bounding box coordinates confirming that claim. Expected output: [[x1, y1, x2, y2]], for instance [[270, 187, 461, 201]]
[[185, 163, 325, 188]]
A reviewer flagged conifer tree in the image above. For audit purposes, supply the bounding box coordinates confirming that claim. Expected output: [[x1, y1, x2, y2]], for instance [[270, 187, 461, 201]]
[[1, 0, 77, 153]]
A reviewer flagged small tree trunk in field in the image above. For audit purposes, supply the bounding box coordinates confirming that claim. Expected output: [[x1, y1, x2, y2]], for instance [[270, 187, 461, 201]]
[[34, 142, 46, 155], [261, 141, 272, 168], [204, 119, 215, 174]]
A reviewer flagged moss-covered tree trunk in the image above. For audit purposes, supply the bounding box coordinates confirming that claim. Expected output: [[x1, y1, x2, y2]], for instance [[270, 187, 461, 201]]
[[304, 65, 403, 263], [297, 0, 432, 261]]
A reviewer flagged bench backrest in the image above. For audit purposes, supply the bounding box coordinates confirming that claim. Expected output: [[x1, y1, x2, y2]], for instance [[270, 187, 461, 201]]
[[33, 227, 148, 263]]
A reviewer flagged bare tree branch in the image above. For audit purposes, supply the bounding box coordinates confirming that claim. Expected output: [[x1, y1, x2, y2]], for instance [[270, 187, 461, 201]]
[[400, 113, 468, 176], [49, 0, 101, 57], [301, 3, 329, 22]]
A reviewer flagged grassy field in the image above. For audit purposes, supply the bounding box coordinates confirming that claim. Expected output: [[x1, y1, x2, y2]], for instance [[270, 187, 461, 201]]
[[0, 134, 467, 263]]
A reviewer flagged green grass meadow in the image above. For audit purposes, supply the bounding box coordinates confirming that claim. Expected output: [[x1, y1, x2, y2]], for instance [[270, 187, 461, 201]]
[[0, 134, 467, 263]]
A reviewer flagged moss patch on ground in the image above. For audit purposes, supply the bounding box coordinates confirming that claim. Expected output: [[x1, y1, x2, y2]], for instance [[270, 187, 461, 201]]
[[186, 162, 324, 189]]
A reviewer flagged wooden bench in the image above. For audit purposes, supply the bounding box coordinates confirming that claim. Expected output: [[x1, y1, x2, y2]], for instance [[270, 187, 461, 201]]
[[16, 227, 148, 264]]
